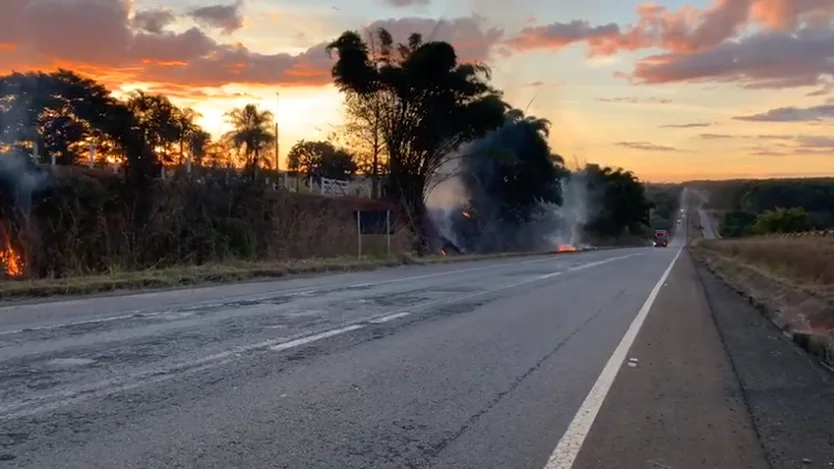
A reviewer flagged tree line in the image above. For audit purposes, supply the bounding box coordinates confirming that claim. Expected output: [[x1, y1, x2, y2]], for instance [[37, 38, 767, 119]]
[[686, 178, 834, 237], [0, 26, 662, 267]]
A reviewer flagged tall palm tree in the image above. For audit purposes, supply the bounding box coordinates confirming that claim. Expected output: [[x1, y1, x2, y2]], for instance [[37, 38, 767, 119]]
[[223, 104, 274, 177]]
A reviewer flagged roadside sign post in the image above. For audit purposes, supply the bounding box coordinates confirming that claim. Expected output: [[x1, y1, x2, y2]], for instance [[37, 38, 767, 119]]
[[356, 210, 362, 259], [385, 210, 391, 257], [89, 142, 95, 168]]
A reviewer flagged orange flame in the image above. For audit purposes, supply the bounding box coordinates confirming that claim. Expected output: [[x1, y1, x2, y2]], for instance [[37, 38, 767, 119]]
[[556, 244, 577, 253], [461, 211, 471, 218], [0, 233, 23, 278], [441, 248, 447, 256]]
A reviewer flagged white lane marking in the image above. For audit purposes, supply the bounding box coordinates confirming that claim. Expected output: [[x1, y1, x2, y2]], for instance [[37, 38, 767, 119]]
[[269, 324, 365, 352], [369, 312, 412, 324], [0, 313, 140, 337], [0, 252, 642, 420], [346, 252, 604, 289], [542, 247, 682, 469]]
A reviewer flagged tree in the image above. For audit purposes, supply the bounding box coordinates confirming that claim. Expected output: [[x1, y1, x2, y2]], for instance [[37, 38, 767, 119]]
[[581, 164, 652, 239], [326, 28, 507, 251], [461, 108, 565, 224], [287, 140, 358, 181], [437, 108, 568, 253], [0, 70, 120, 165], [126, 91, 182, 167], [341, 91, 388, 198], [719, 211, 757, 238], [751, 207, 811, 235], [223, 104, 274, 178], [188, 129, 212, 167]]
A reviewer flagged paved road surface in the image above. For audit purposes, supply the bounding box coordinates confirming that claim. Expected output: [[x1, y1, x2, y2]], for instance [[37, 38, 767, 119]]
[[0, 233, 830, 467], [698, 208, 719, 239]]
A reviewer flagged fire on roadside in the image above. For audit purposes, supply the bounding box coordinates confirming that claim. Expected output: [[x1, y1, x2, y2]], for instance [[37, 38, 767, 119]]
[[0, 231, 23, 278], [556, 244, 577, 253]]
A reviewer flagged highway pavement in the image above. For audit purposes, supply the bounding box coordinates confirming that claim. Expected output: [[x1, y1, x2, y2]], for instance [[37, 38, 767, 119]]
[[0, 232, 830, 468], [698, 208, 718, 239]]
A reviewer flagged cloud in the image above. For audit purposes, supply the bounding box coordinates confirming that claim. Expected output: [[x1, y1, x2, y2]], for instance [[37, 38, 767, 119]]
[[504, 0, 833, 90], [590, 0, 832, 55], [132, 8, 176, 34], [750, 149, 787, 156], [794, 134, 834, 152], [365, 16, 504, 62], [382, 0, 430, 7], [660, 122, 712, 128], [0, 1, 500, 91], [614, 141, 689, 152], [504, 20, 619, 53], [596, 96, 672, 104], [732, 104, 834, 122], [620, 25, 833, 89], [187, 3, 244, 35], [806, 81, 834, 96], [728, 133, 834, 156], [748, 136, 833, 156], [699, 133, 734, 139]]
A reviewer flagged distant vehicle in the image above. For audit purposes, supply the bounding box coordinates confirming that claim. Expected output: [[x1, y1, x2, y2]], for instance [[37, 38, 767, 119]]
[[654, 229, 668, 247]]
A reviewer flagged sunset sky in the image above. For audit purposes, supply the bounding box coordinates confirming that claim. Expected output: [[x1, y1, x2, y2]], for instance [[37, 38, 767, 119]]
[[0, 0, 832, 181]]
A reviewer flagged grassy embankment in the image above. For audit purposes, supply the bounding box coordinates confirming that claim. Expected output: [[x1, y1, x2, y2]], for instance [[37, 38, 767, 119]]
[[0, 250, 559, 300], [689, 211, 834, 367]]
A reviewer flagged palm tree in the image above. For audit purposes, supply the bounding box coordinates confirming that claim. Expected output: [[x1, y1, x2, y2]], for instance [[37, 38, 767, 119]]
[[223, 104, 274, 178]]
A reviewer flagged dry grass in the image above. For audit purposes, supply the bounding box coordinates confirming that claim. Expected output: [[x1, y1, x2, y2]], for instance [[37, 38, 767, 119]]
[[692, 235, 833, 368], [699, 235, 833, 287], [0, 250, 565, 300]]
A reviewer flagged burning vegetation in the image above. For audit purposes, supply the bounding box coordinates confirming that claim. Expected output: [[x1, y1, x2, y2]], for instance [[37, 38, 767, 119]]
[[0, 230, 23, 278]]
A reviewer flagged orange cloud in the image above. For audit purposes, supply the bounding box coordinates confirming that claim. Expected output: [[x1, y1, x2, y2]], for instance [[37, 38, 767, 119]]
[[614, 141, 693, 152], [503, 0, 833, 90], [504, 20, 619, 53], [0, 2, 504, 94]]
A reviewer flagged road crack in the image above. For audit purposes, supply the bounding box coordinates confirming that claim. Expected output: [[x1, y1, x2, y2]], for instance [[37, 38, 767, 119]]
[[423, 288, 628, 464]]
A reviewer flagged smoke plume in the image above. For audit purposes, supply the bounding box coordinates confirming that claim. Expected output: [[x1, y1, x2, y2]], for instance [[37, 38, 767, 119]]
[[426, 121, 595, 254], [0, 77, 52, 211]]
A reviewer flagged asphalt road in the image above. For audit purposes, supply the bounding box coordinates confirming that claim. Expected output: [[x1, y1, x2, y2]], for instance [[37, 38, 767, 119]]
[[698, 208, 718, 239], [0, 230, 829, 468]]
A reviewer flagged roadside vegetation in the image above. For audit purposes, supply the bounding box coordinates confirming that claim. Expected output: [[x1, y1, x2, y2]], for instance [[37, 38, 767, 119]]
[[0, 27, 666, 293], [687, 178, 834, 237], [688, 181, 834, 368]]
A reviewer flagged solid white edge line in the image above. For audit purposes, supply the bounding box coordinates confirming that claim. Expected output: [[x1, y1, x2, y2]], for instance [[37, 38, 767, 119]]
[[542, 246, 683, 469]]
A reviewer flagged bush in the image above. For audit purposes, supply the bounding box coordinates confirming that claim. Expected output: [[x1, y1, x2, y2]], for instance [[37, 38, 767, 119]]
[[751, 207, 811, 235], [1, 166, 409, 279]]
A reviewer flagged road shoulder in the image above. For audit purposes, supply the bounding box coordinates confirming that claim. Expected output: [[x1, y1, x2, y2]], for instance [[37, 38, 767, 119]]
[[571, 249, 828, 469], [694, 259, 833, 468]]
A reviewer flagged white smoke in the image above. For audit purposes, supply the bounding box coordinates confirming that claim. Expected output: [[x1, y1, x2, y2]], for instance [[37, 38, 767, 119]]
[[546, 173, 592, 247], [0, 75, 51, 211]]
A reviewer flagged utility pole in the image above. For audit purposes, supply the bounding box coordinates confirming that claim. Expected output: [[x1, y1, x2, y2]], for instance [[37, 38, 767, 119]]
[[275, 91, 280, 173]]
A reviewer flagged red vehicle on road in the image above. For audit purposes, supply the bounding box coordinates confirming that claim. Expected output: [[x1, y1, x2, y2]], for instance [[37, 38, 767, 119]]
[[654, 229, 669, 247]]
